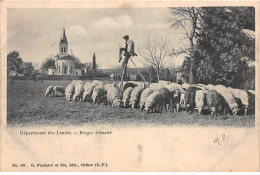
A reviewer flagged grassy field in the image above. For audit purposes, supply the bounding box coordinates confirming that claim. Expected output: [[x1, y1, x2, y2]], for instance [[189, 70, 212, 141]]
[[7, 80, 255, 127]]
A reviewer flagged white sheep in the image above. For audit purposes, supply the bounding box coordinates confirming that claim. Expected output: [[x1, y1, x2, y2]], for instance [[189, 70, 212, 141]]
[[107, 86, 122, 108], [65, 84, 75, 101], [181, 83, 190, 91], [197, 84, 208, 89], [71, 80, 78, 86], [117, 81, 127, 90], [180, 93, 185, 105], [76, 80, 84, 85], [92, 84, 105, 104], [83, 85, 95, 102], [195, 90, 207, 114], [144, 92, 164, 114], [45, 85, 54, 97], [73, 82, 84, 102], [171, 89, 181, 112], [129, 85, 145, 108], [209, 85, 241, 115], [92, 80, 104, 86], [122, 87, 134, 107], [165, 83, 184, 93], [104, 83, 116, 92], [206, 84, 216, 90], [217, 87, 240, 115], [128, 81, 148, 87], [247, 90, 255, 95], [84, 81, 92, 90], [215, 84, 227, 89], [194, 84, 208, 92], [149, 83, 163, 91], [82, 81, 100, 102], [158, 80, 171, 87], [139, 88, 154, 111]]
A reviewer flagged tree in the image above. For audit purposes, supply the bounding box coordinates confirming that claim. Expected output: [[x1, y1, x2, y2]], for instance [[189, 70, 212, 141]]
[[71, 55, 86, 69], [7, 50, 35, 77], [168, 7, 202, 84], [23, 62, 34, 77], [41, 57, 55, 71], [92, 53, 97, 76], [16, 62, 34, 77], [160, 68, 171, 81], [138, 35, 171, 82], [196, 7, 255, 88], [7, 50, 23, 74]]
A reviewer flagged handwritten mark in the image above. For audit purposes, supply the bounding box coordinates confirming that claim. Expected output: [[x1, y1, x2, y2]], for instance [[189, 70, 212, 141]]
[[213, 134, 225, 145]]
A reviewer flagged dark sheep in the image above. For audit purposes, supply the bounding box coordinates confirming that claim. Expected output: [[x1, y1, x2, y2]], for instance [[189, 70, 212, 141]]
[[158, 87, 173, 112], [247, 90, 255, 114], [184, 86, 200, 114], [206, 90, 223, 116], [35, 74, 43, 83], [123, 82, 138, 92], [171, 89, 181, 112]]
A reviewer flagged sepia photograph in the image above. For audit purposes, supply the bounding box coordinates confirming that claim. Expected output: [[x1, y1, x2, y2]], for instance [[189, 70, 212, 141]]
[[1, 1, 259, 172], [6, 7, 256, 127]]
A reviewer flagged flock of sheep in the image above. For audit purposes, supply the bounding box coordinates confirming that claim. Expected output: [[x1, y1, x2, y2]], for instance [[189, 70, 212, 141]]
[[45, 80, 255, 116]]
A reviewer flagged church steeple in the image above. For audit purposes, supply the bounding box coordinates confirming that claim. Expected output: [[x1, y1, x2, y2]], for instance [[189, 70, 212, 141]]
[[60, 28, 68, 44], [59, 28, 68, 57]]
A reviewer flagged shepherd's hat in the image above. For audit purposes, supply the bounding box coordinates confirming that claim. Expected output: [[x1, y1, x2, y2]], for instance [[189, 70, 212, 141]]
[[123, 35, 129, 40]]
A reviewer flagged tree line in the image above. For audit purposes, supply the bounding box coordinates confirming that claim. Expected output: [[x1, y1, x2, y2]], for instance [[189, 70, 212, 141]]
[[138, 7, 255, 89], [7, 50, 98, 77], [7, 50, 34, 77]]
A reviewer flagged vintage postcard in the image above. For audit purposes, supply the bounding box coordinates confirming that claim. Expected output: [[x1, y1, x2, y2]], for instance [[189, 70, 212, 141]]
[[0, 0, 259, 172]]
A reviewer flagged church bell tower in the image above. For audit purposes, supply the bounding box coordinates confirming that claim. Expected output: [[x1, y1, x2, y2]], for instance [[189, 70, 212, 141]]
[[59, 28, 68, 57]]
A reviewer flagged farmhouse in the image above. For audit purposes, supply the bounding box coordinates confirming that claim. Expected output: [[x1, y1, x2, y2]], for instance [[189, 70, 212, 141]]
[[48, 28, 82, 76]]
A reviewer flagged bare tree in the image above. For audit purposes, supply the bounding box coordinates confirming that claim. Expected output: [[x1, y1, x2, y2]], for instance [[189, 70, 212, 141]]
[[168, 7, 201, 84], [138, 35, 171, 82]]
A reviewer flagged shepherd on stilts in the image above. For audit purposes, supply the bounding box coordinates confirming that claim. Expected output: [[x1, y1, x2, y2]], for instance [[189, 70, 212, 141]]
[[119, 35, 147, 94], [119, 35, 137, 80]]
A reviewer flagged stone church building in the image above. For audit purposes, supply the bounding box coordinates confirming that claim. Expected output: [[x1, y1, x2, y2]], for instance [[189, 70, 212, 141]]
[[48, 28, 82, 75]]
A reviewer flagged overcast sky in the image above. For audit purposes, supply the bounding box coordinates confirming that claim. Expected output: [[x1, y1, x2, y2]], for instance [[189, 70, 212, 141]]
[[8, 8, 187, 69]]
